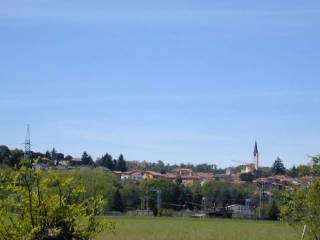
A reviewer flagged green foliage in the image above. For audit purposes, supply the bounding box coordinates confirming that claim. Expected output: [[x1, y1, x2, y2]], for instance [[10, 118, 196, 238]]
[[175, 174, 182, 185], [281, 179, 320, 240], [311, 155, 320, 176], [297, 165, 311, 177], [0, 161, 114, 239], [121, 180, 140, 211], [287, 165, 298, 178], [140, 179, 191, 210], [272, 157, 286, 175], [116, 154, 127, 172], [187, 182, 203, 209], [57, 168, 117, 212], [126, 161, 225, 174], [240, 172, 254, 182], [110, 190, 124, 212], [97, 153, 115, 170], [268, 200, 280, 220], [202, 181, 255, 207], [81, 151, 94, 165], [0, 145, 20, 167]]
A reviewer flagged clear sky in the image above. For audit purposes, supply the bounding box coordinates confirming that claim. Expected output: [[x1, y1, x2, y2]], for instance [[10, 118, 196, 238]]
[[1, 0, 320, 168]]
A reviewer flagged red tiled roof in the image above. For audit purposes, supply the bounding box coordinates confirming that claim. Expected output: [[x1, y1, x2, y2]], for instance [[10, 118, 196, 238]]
[[123, 170, 145, 175], [71, 157, 81, 162]]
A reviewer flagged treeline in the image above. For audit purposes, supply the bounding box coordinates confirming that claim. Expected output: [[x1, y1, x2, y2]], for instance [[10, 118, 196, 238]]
[[1, 145, 319, 177], [126, 160, 225, 174], [0, 145, 128, 172]]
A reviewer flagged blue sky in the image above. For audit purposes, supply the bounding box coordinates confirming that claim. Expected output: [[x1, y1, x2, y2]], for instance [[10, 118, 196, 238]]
[[1, 0, 320, 168]]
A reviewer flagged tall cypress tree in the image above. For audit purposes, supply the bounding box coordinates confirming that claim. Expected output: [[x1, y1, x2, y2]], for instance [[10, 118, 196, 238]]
[[111, 190, 124, 212], [116, 154, 127, 172], [81, 151, 93, 165]]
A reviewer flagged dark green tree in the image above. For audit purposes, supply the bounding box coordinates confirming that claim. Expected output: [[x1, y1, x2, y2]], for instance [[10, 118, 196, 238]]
[[272, 157, 286, 175], [116, 154, 127, 172], [311, 155, 320, 176], [288, 165, 298, 177], [51, 148, 57, 161], [81, 151, 94, 165], [64, 155, 73, 161], [0, 145, 11, 166], [240, 172, 254, 182], [268, 200, 280, 220], [97, 153, 115, 170], [121, 180, 140, 211], [45, 150, 51, 159], [10, 148, 24, 167], [175, 174, 182, 185], [111, 190, 124, 212]]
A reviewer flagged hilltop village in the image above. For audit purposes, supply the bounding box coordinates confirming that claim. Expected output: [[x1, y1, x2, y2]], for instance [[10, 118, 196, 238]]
[[37, 141, 311, 189], [1, 140, 317, 220]]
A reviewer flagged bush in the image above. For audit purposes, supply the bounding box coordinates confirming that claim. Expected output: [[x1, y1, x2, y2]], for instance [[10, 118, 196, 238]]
[[281, 179, 320, 240], [0, 160, 114, 239]]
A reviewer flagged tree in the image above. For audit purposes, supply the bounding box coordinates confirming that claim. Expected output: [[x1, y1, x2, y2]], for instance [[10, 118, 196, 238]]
[[10, 148, 24, 167], [240, 172, 254, 182], [0, 159, 114, 239], [287, 165, 298, 178], [268, 200, 280, 220], [175, 174, 182, 185], [272, 157, 286, 175], [281, 179, 320, 240], [116, 154, 127, 172], [298, 165, 311, 177], [64, 155, 73, 161], [121, 180, 140, 211], [0, 145, 11, 166], [97, 153, 115, 170], [45, 150, 51, 160], [51, 148, 57, 161], [81, 151, 94, 165], [111, 189, 124, 212], [311, 155, 320, 176]]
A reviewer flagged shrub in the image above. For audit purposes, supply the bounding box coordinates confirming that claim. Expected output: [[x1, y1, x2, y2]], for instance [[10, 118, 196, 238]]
[[0, 160, 114, 239]]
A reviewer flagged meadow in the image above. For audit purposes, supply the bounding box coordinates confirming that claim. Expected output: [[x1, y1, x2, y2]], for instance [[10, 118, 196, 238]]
[[97, 217, 298, 240]]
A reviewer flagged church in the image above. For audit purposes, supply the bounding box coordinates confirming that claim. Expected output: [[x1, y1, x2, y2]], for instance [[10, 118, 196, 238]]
[[241, 141, 259, 174]]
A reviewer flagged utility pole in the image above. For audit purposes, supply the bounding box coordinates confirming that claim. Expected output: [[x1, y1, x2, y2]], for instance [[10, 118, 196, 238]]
[[258, 183, 264, 220], [24, 124, 31, 158], [202, 197, 208, 213], [156, 190, 161, 210]]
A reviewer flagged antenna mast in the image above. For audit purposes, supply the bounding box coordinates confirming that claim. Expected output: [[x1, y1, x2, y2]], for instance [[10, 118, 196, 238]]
[[24, 124, 31, 158]]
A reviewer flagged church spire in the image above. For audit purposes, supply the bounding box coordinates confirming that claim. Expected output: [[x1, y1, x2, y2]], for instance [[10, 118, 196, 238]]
[[253, 140, 259, 170], [254, 140, 258, 156]]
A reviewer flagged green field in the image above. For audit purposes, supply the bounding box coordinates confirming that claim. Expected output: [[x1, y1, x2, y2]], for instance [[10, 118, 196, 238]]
[[97, 217, 298, 240]]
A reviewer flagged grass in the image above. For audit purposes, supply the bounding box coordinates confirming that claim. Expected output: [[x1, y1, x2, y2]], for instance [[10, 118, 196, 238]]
[[97, 217, 298, 240]]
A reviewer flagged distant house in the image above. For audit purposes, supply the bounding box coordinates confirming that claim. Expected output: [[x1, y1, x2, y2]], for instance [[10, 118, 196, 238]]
[[143, 171, 165, 180], [70, 157, 82, 166], [33, 163, 48, 171], [118, 168, 217, 185], [121, 170, 145, 181], [172, 168, 193, 177], [225, 168, 232, 176], [170, 168, 215, 185], [226, 204, 254, 219], [41, 157, 50, 164], [226, 204, 246, 212], [241, 163, 255, 174], [253, 175, 299, 190]]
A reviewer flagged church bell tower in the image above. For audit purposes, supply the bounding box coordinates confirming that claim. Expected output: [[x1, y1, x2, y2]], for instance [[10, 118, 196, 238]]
[[253, 140, 259, 170]]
